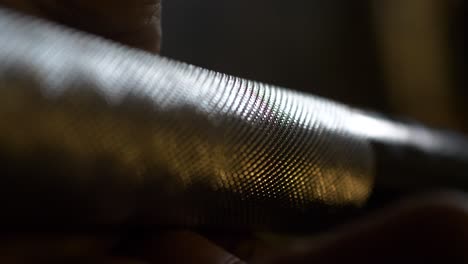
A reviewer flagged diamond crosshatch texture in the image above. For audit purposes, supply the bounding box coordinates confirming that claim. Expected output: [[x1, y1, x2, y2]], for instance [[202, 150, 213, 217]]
[[1, 8, 467, 231]]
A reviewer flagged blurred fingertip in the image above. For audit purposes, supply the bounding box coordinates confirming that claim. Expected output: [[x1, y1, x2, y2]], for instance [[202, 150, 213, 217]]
[[141, 231, 245, 264]]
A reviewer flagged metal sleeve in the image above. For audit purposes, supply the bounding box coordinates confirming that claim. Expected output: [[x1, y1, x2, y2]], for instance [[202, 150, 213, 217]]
[[0, 8, 467, 231]]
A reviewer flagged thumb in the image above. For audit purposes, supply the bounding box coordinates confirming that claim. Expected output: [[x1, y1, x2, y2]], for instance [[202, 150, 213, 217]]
[[0, 0, 162, 53]]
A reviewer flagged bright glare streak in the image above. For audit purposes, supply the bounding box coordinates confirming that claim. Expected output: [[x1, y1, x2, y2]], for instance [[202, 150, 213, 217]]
[[347, 112, 410, 143]]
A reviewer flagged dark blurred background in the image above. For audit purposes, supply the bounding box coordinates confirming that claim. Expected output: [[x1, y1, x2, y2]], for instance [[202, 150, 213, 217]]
[[161, 0, 467, 131]]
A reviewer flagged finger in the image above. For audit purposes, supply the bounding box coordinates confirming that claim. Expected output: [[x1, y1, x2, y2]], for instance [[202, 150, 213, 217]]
[[139, 231, 245, 264], [0, 0, 161, 53], [0, 234, 117, 263], [201, 232, 257, 261], [267, 191, 468, 264], [85, 257, 150, 264]]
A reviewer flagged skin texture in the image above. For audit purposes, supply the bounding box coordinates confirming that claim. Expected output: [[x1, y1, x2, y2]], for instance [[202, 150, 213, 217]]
[[1, 1, 468, 263], [0, 0, 161, 53]]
